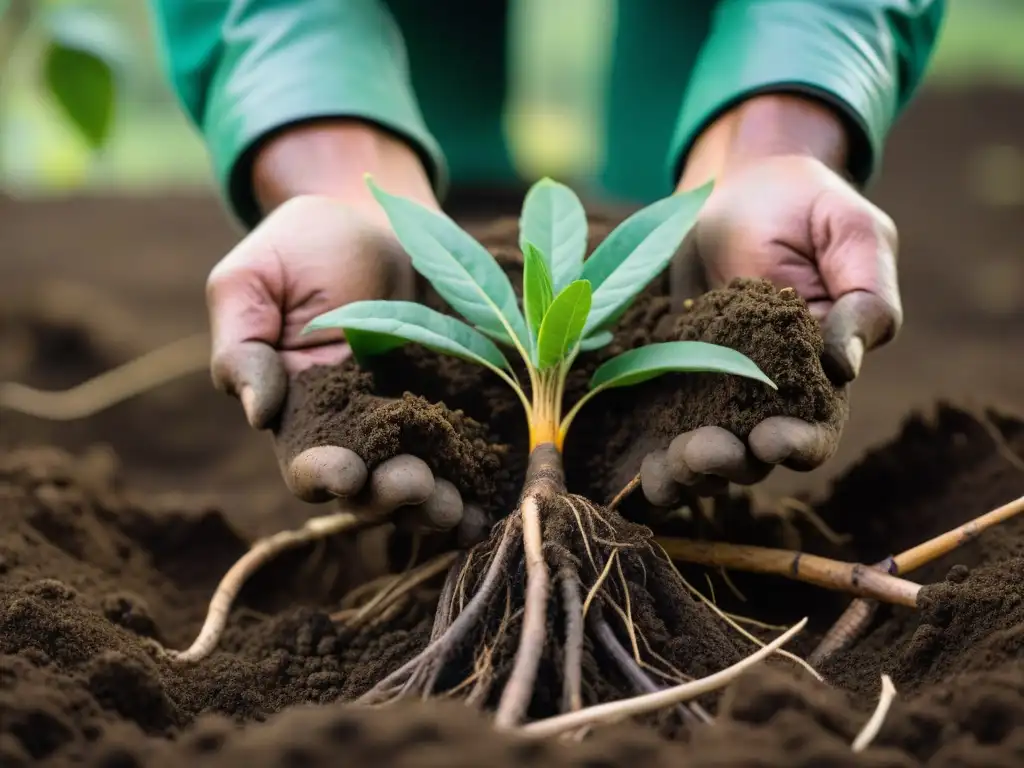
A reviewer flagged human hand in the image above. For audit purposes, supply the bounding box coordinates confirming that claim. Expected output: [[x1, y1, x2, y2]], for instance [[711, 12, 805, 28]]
[[641, 96, 899, 503], [206, 122, 475, 534]]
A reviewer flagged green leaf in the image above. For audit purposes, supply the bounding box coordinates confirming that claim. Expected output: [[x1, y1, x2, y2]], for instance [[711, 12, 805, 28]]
[[589, 341, 776, 391], [536, 280, 592, 370], [522, 241, 554, 341], [41, 9, 122, 150], [579, 330, 613, 352], [368, 179, 529, 349], [305, 300, 510, 370], [583, 183, 713, 335], [519, 178, 588, 291]]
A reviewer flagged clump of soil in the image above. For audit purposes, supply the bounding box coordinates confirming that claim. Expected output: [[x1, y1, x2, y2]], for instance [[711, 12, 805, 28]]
[[272, 215, 845, 512]]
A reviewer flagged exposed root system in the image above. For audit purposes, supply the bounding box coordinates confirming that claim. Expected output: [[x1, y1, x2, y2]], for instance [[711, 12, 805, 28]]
[[331, 442, 815, 735]]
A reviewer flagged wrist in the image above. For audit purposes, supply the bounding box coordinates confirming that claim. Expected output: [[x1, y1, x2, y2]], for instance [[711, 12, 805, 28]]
[[251, 120, 440, 220], [677, 93, 850, 192]]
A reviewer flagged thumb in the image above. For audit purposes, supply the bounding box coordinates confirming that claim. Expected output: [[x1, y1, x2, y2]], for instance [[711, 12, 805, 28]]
[[820, 290, 900, 384], [206, 265, 288, 429]]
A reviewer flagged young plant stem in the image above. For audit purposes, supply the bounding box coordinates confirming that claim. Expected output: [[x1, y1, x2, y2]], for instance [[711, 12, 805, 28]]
[[656, 538, 922, 607], [529, 370, 563, 450], [494, 442, 565, 729], [558, 385, 604, 446], [811, 492, 1024, 666]]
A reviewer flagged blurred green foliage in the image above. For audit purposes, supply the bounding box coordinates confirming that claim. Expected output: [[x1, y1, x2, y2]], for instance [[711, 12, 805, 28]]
[[40, 6, 119, 150], [0, 0, 1022, 195]]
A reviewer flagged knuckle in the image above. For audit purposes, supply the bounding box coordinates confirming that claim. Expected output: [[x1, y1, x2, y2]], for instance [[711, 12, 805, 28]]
[[204, 261, 234, 302]]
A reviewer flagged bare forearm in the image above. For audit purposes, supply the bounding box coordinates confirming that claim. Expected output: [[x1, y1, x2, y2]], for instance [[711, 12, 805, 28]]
[[252, 120, 440, 218], [677, 94, 850, 192]]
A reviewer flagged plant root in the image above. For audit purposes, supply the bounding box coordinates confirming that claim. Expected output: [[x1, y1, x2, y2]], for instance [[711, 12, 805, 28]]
[[168, 510, 370, 663], [811, 493, 1024, 665], [657, 537, 922, 606], [592, 616, 699, 726], [495, 484, 552, 728], [656, 543, 823, 682], [347, 442, 826, 736], [559, 568, 584, 713], [357, 516, 520, 705], [330, 551, 459, 628], [0, 332, 209, 420], [519, 617, 807, 739], [607, 472, 641, 512], [851, 675, 896, 752]]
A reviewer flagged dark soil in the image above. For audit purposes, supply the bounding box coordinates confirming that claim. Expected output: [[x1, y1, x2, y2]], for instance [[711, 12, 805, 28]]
[[2, 86, 1024, 767]]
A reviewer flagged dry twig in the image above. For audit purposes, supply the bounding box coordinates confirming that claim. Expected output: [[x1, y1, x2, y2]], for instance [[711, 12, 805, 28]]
[[657, 537, 922, 606], [811, 493, 1024, 665], [0, 332, 209, 420]]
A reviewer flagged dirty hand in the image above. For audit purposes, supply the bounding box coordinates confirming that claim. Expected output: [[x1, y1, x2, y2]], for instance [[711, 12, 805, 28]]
[[642, 95, 900, 503], [205, 121, 473, 534]]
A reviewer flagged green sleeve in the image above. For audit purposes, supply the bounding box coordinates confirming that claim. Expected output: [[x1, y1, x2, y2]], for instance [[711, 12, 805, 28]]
[[146, 0, 446, 228], [669, 0, 946, 187]]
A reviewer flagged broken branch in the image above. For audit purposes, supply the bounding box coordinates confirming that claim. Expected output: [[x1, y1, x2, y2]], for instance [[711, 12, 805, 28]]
[[657, 538, 921, 607], [811, 493, 1024, 666]]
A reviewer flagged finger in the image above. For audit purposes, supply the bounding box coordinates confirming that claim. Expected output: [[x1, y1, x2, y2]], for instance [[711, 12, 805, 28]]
[[210, 340, 288, 428], [748, 417, 839, 471], [206, 251, 287, 427], [640, 449, 683, 508], [395, 478, 464, 532], [457, 504, 492, 548], [670, 427, 772, 486], [286, 445, 369, 503], [820, 290, 900, 383], [640, 448, 729, 504], [367, 454, 436, 514]]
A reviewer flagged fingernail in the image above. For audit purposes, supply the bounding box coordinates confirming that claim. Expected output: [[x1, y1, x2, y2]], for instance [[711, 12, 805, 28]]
[[239, 385, 258, 427], [843, 336, 865, 380]]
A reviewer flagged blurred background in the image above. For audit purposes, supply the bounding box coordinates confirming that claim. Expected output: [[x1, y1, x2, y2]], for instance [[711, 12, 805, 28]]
[[1, 0, 1023, 193], [1, 0, 1023, 532]]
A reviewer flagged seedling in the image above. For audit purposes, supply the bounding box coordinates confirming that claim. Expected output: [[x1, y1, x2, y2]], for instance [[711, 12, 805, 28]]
[[299, 176, 784, 727], [306, 176, 776, 454]]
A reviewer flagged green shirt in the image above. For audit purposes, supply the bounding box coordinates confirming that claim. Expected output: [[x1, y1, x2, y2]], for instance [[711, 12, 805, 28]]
[[147, 0, 945, 229]]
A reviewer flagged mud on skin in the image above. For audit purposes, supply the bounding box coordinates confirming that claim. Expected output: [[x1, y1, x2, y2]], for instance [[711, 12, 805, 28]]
[[272, 216, 848, 516]]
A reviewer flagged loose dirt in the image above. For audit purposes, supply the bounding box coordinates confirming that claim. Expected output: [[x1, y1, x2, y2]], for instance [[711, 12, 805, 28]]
[[2, 87, 1024, 767]]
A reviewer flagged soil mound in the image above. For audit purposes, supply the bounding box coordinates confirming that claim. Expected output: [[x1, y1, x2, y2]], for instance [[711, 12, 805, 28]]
[[2, 404, 1024, 766], [3, 221, 1023, 764]]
